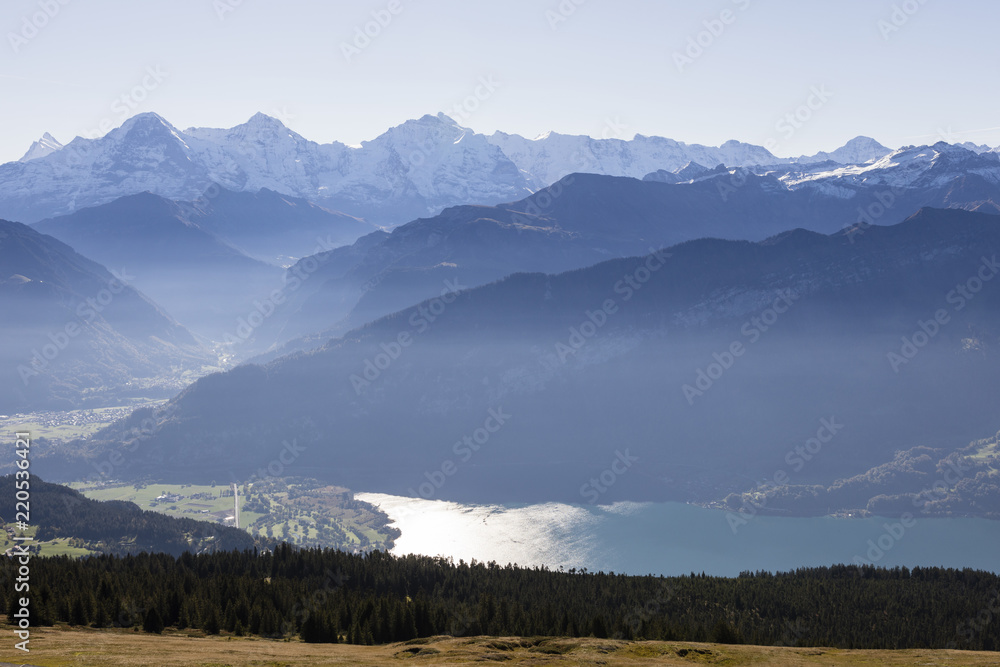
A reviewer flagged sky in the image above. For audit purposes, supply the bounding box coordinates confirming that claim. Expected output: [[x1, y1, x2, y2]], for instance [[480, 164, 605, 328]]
[[1, 0, 998, 164]]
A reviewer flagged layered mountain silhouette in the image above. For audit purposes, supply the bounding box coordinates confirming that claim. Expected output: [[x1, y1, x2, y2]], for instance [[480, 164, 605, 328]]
[[32, 188, 377, 339], [45, 208, 1000, 513], [247, 165, 1000, 357], [34, 193, 283, 339], [0, 219, 211, 412]]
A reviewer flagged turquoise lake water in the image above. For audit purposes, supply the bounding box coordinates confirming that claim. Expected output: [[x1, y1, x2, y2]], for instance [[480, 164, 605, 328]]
[[356, 493, 1000, 576]]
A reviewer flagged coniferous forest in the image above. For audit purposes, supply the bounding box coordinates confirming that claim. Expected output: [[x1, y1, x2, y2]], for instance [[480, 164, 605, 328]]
[[4, 546, 998, 651]]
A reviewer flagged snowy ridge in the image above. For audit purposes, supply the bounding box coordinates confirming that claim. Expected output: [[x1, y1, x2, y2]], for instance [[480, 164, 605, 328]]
[[776, 142, 1000, 193], [2, 112, 997, 225], [0, 112, 531, 224], [488, 131, 895, 189], [18, 132, 63, 162]]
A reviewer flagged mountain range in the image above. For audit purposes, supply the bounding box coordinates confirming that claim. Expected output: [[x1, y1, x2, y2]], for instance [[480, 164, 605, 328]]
[[9, 111, 993, 227], [242, 150, 1000, 357], [0, 113, 530, 225], [41, 208, 1000, 517], [6, 114, 1000, 366], [5, 114, 1000, 516]]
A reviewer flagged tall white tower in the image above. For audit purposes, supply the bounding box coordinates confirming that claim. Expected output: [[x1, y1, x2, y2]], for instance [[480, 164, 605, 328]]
[[231, 482, 240, 529]]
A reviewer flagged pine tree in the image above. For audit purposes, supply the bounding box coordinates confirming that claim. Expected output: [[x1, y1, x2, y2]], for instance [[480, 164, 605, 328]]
[[590, 614, 608, 639], [202, 606, 221, 635], [301, 613, 325, 643], [71, 595, 88, 626], [143, 607, 165, 634], [92, 603, 110, 629]]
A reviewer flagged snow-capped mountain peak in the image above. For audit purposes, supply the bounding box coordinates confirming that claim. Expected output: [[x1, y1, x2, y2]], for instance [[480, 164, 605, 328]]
[[117, 111, 178, 135], [799, 136, 891, 165], [19, 132, 63, 162], [231, 112, 301, 140], [675, 161, 711, 180]]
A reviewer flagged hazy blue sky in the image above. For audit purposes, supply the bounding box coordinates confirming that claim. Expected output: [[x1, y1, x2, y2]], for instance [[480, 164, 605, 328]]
[[1, 0, 997, 163]]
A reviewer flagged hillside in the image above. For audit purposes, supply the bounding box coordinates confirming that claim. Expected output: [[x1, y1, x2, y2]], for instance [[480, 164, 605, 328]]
[[251, 167, 1000, 355], [0, 476, 262, 556], [33, 193, 283, 339], [0, 219, 213, 412], [37, 208, 1000, 515]]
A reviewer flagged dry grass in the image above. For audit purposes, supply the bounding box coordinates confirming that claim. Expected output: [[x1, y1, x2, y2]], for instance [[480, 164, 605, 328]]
[[0, 626, 997, 666]]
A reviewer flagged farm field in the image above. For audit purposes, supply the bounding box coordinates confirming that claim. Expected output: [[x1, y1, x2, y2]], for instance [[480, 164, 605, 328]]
[[0, 524, 96, 558]]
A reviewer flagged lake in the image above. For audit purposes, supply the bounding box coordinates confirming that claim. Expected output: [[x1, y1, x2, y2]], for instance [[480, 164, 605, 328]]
[[355, 493, 1000, 576]]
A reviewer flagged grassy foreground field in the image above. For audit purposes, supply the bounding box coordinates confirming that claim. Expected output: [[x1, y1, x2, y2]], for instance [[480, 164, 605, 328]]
[[0, 628, 997, 667]]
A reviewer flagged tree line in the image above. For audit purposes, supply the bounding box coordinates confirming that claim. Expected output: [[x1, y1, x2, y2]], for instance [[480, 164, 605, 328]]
[[3, 545, 998, 650]]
